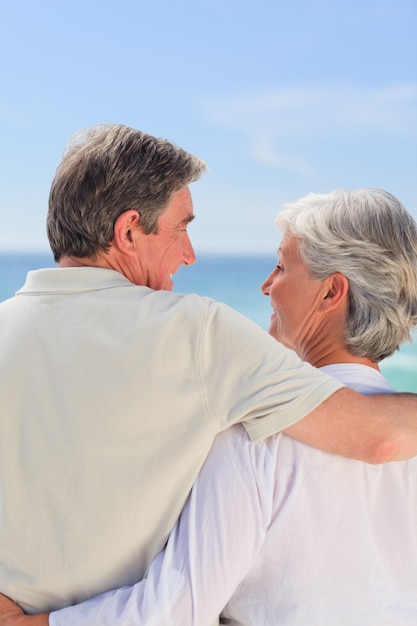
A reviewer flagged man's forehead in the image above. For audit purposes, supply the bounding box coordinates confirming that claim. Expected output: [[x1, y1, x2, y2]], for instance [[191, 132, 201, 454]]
[[160, 188, 195, 225], [172, 201, 195, 226]]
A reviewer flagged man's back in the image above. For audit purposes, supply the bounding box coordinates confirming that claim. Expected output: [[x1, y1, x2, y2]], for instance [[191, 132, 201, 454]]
[[0, 266, 338, 613], [0, 267, 215, 611]]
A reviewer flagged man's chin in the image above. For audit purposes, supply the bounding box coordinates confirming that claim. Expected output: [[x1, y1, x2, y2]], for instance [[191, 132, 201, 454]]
[[165, 276, 174, 291]]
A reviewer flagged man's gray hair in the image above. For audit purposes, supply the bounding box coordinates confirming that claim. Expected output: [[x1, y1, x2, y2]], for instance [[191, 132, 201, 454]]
[[276, 188, 417, 362], [47, 124, 207, 261]]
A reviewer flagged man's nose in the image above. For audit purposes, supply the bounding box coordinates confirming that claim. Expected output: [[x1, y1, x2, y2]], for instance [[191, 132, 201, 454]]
[[183, 232, 196, 266]]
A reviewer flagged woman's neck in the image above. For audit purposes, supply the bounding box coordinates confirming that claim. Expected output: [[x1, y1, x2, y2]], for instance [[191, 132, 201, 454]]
[[292, 318, 379, 371]]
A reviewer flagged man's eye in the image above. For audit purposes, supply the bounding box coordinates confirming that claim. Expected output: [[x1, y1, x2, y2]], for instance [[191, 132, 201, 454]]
[[276, 263, 283, 271]]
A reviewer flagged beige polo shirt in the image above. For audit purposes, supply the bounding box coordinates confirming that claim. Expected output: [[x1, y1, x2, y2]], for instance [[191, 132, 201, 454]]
[[0, 267, 343, 613]]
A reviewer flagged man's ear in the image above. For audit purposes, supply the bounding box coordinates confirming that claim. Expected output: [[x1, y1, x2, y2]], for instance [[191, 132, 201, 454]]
[[320, 273, 349, 312], [113, 210, 141, 254]]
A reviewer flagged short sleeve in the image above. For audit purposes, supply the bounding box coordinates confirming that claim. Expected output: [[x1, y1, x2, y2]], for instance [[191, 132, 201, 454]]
[[198, 301, 344, 440]]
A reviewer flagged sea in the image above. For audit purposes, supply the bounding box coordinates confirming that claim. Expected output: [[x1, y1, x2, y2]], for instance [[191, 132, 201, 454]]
[[1, 252, 416, 393]]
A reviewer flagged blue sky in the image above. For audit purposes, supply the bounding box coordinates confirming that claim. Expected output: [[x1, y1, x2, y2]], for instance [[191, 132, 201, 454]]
[[0, 0, 416, 254]]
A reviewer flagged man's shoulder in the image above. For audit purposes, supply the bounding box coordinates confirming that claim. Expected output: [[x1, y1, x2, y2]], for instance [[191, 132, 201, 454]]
[[151, 289, 258, 329]]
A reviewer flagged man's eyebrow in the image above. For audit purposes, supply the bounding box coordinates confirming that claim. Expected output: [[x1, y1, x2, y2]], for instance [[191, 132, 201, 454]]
[[180, 214, 195, 226]]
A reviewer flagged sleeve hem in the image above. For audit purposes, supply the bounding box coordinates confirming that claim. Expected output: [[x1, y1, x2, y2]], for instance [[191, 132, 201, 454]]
[[243, 378, 345, 442]]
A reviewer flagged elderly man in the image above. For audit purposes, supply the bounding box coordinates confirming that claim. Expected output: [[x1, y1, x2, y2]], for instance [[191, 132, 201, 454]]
[[1, 125, 417, 625]]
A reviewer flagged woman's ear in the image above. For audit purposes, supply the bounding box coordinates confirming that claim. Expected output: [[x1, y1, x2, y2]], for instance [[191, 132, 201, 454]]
[[113, 210, 141, 254], [320, 273, 349, 312]]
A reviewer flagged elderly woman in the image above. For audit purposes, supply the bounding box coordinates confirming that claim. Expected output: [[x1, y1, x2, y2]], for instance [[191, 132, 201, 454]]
[[2, 188, 417, 625], [265, 187, 417, 377]]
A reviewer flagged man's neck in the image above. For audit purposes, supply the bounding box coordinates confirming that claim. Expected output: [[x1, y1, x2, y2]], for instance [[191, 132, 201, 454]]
[[59, 255, 105, 268]]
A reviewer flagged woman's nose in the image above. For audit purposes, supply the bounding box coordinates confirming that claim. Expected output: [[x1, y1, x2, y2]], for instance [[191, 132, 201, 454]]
[[261, 270, 274, 295]]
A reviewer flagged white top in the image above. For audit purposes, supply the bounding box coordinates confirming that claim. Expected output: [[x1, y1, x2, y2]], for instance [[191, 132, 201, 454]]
[[51, 364, 417, 625], [0, 267, 342, 614]]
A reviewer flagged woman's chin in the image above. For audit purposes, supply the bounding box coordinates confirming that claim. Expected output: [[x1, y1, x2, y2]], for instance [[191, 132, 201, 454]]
[[268, 325, 292, 350]]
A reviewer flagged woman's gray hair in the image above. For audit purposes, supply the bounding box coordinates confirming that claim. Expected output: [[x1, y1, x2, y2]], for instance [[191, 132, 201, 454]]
[[47, 124, 207, 262], [276, 188, 417, 362]]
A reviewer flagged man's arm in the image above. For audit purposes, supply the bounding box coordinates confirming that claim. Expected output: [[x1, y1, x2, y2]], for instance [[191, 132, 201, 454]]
[[203, 303, 417, 462], [286, 387, 417, 463]]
